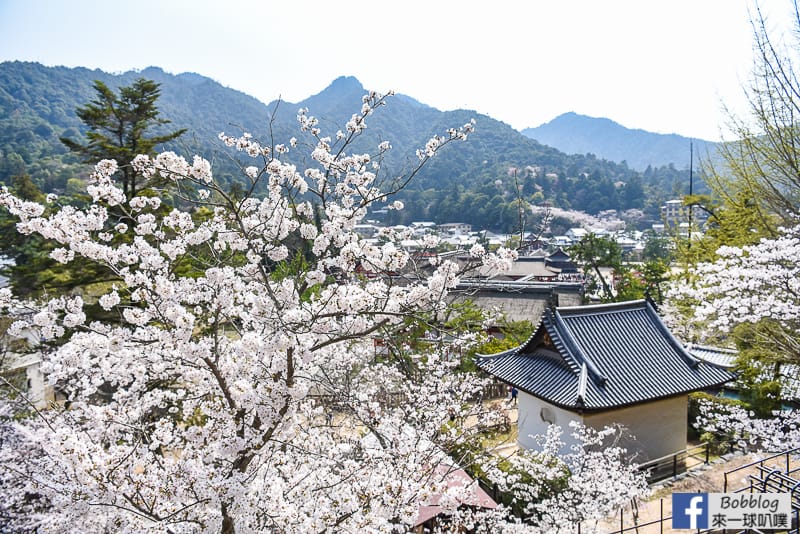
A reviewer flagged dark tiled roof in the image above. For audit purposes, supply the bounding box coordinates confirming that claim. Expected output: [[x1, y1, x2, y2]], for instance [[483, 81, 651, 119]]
[[545, 248, 578, 273], [478, 299, 735, 411], [687, 344, 800, 402], [686, 344, 738, 369]]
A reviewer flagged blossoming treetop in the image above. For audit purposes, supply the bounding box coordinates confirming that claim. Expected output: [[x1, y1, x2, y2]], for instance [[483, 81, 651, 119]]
[[0, 92, 649, 533], [0, 89, 514, 532]]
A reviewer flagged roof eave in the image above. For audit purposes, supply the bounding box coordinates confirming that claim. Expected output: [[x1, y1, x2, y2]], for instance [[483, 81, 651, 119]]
[[502, 374, 736, 414]]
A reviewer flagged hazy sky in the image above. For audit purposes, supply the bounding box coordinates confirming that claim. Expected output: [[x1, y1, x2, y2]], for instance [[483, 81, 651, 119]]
[[0, 0, 796, 141]]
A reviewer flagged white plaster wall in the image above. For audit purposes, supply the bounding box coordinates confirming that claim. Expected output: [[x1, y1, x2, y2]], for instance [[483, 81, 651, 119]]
[[5, 353, 52, 408], [583, 395, 688, 462], [25, 361, 51, 409], [517, 391, 583, 457]]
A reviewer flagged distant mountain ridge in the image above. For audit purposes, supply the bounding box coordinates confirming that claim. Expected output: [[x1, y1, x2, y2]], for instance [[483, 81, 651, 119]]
[[0, 61, 700, 231], [522, 112, 719, 171]]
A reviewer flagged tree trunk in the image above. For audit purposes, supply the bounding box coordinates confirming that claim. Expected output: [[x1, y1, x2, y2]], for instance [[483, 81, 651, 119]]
[[221, 504, 234, 534]]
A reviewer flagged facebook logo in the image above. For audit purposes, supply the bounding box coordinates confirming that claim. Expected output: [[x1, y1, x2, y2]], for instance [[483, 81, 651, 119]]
[[673, 493, 708, 529]]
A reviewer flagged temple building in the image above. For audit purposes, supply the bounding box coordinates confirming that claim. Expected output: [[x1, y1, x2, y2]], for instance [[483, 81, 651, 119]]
[[477, 299, 735, 461]]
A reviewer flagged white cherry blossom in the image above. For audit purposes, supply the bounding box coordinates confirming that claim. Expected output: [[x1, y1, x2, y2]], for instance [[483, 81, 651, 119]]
[[0, 95, 637, 533]]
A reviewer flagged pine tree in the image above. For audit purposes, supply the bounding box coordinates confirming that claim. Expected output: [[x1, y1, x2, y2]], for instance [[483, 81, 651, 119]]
[[60, 78, 186, 200]]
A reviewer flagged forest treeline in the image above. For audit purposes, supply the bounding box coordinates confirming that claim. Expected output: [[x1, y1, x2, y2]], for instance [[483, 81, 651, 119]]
[[0, 61, 705, 232]]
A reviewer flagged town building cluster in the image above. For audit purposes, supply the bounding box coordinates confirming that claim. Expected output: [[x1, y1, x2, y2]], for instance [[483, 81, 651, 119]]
[[360, 198, 705, 264]]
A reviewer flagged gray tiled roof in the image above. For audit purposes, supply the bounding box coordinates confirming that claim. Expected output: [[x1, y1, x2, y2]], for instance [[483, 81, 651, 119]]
[[686, 344, 738, 369], [478, 299, 735, 411], [687, 344, 800, 402]]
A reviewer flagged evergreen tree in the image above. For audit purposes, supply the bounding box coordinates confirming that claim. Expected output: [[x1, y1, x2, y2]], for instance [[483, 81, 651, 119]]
[[60, 78, 186, 200], [569, 233, 625, 302], [0, 80, 185, 309]]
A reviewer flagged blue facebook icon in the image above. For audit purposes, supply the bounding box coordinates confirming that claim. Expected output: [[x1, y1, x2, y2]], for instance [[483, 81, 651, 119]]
[[673, 493, 709, 529]]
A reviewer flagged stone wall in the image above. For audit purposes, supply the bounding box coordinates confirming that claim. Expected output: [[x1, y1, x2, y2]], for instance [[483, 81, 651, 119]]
[[451, 282, 584, 324]]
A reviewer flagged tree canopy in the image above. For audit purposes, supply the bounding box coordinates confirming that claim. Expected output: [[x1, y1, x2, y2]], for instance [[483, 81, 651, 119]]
[[60, 78, 186, 200], [667, 2, 800, 414], [698, 2, 800, 230], [0, 92, 648, 532]]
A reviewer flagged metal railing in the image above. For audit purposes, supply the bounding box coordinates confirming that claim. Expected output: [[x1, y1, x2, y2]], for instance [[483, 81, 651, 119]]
[[637, 443, 711, 483], [724, 447, 800, 493], [582, 497, 724, 534], [749, 464, 800, 508], [598, 447, 800, 534]]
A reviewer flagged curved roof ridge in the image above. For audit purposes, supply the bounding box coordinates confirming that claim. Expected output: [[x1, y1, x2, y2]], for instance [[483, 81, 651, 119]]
[[475, 346, 519, 360], [532, 347, 575, 372], [556, 299, 646, 315], [686, 342, 738, 354], [540, 312, 580, 374]]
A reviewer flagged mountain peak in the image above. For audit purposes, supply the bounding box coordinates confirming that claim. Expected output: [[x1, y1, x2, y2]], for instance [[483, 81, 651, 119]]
[[328, 75, 364, 92], [298, 76, 365, 108], [546, 112, 619, 129], [522, 112, 715, 170], [176, 71, 210, 85]]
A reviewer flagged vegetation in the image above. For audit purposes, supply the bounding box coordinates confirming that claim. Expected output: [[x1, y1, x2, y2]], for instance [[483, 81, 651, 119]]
[[0, 80, 188, 311], [707, 2, 800, 229], [6, 5, 800, 529], [0, 62, 276, 194], [568, 233, 623, 301], [1, 62, 699, 234], [667, 2, 800, 431], [60, 78, 186, 200], [0, 87, 656, 533], [687, 392, 744, 452]]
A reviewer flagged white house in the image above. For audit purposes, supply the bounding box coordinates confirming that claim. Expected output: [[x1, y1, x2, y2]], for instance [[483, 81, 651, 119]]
[[478, 299, 734, 461], [3, 351, 51, 409], [354, 224, 379, 238], [410, 221, 436, 236], [437, 222, 472, 235], [1, 308, 53, 409], [565, 228, 588, 241]]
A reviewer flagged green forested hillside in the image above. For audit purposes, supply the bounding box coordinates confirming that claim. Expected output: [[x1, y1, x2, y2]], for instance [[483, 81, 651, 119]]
[[0, 62, 280, 193], [0, 62, 699, 231]]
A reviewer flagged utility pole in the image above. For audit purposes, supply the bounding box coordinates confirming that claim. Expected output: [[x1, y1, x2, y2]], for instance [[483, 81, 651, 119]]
[[688, 141, 693, 249]]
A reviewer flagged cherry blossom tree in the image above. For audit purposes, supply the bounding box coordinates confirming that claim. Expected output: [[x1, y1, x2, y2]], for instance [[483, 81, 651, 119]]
[[694, 398, 800, 453], [483, 423, 648, 533], [667, 224, 800, 445], [667, 223, 800, 359], [0, 93, 645, 533], [0, 91, 498, 533]]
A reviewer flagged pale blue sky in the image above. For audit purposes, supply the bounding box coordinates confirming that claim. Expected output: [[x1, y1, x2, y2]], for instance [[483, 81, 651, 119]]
[[0, 0, 796, 140]]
